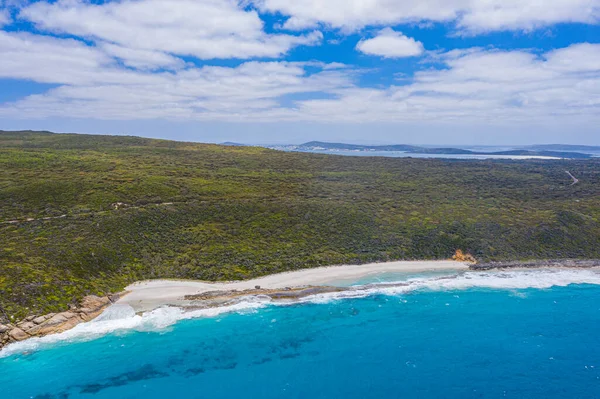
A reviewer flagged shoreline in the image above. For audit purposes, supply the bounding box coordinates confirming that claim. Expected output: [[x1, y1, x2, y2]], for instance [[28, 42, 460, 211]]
[[3, 258, 600, 352], [118, 260, 469, 312], [0, 260, 467, 350], [472, 259, 600, 270]]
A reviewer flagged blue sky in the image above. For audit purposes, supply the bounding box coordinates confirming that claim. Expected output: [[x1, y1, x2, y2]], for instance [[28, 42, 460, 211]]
[[0, 0, 599, 144]]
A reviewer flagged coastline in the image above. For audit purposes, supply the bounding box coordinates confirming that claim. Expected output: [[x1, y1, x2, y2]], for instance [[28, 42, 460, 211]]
[[118, 260, 469, 312], [472, 259, 600, 270], [3, 258, 600, 352], [0, 260, 467, 350]]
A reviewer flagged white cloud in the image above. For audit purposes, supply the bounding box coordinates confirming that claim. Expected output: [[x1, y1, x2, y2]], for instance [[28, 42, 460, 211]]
[[18, 0, 322, 60], [100, 43, 185, 71], [543, 43, 600, 72], [0, 28, 598, 130], [297, 44, 600, 124], [356, 28, 424, 58], [457, 0, 600, 34], [0, 31, 352, 120], [0, 31, 115, 85], [255, 0, 600, 33], [256, 0, 463, 31], [0, 8, 10, 26]]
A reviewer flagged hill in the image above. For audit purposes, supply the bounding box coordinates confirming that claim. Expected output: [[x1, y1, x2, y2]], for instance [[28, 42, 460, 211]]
[[297, 141, 592, 158], [1, 131, 600, 320], [526, 144, 600, 153], [300, 141, 421, 152]]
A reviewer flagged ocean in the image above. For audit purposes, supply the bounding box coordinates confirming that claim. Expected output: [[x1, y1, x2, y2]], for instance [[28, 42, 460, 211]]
[[2, 269, 600, 398]]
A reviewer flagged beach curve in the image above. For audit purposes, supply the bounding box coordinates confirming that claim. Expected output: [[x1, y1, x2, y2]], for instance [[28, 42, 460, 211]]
[[118, 260, 469, 312]]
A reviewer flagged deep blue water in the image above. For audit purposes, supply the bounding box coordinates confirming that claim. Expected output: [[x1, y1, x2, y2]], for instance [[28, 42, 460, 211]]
[[2, 281, 600, 398]]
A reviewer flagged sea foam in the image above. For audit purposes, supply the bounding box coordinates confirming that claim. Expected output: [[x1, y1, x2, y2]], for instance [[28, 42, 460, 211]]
[[2, 268, 599, 357], [0, 300, 268, 358]]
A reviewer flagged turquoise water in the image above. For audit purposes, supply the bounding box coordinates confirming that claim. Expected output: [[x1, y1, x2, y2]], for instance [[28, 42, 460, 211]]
[[2, 270, 600, 398]]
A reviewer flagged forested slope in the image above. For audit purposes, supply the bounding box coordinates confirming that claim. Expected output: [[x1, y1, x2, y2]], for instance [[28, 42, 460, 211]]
[[1, 130, 599, 320]]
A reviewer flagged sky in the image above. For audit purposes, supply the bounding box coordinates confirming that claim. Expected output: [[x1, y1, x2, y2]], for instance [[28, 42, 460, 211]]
[[0, 0, 599, 145]]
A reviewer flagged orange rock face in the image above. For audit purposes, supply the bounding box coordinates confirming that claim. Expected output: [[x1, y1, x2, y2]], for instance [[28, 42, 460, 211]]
[[452, 249, 477, 263]]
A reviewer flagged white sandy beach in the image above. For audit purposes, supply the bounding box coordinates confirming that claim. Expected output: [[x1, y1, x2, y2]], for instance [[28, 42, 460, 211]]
[[118, 260, 468, 312]]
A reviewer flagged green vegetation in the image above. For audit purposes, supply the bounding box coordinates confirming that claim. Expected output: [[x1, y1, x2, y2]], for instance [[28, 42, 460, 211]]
[[1, 130, 600, 320]]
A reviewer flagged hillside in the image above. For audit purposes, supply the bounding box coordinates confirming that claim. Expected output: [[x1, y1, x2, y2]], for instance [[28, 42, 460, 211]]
[[1, 130, 600, 321]]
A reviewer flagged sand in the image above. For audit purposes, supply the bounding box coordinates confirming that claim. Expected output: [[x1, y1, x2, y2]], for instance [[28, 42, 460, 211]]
[[117, 260, 469, 312]]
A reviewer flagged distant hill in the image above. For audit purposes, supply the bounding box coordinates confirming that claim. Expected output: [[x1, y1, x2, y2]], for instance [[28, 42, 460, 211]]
[[526, 144, 600, 152], [300, 141, 421, 152], [298, 141, 592, 159], [221, 142, 246, 147]]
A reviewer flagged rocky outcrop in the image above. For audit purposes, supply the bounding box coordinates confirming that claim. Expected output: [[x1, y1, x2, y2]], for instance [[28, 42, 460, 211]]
[[185, 285, 347, 302], [453, 249, 477, 263], [0, 294, 122, 350], [182, 285, 349, 310], [471, 259, 600, 270]]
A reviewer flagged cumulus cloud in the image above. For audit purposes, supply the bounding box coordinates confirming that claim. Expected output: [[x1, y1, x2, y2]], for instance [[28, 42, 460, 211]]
[[297, 44, 600, 124], [1, 0, 599, 133], [0, 31, 115, 85], [0, 28, 598, 129], [356, 28, 424, 58], [0, 31, 353, 120], [18, 0, 322, 60], [457, 0, 600, 34], [255, 0, 599, 33]]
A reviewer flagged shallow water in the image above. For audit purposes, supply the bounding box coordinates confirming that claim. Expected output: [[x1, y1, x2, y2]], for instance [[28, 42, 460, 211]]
[[2, 269, 600, 398]]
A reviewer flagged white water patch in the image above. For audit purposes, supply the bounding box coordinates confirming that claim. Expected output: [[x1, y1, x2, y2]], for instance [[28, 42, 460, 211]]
[[375, 268, 600, 293], [282, 268, 600, 305], [0, 300, 268, 358], [2, 268, 600, 358]]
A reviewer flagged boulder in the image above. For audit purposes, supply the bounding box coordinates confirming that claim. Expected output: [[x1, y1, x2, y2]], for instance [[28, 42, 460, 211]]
[[33, 314, 53, 325], [46, 311, 77, 326], [9, 328, 29, 341], [18, 321, 36, 330], [0, 293, 122, 351], [35, 316, 82, 336], [78, 295, 111, 314]]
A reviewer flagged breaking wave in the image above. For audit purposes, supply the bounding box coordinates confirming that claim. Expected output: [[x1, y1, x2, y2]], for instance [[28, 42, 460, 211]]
[[2, 268, 600, 358]]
